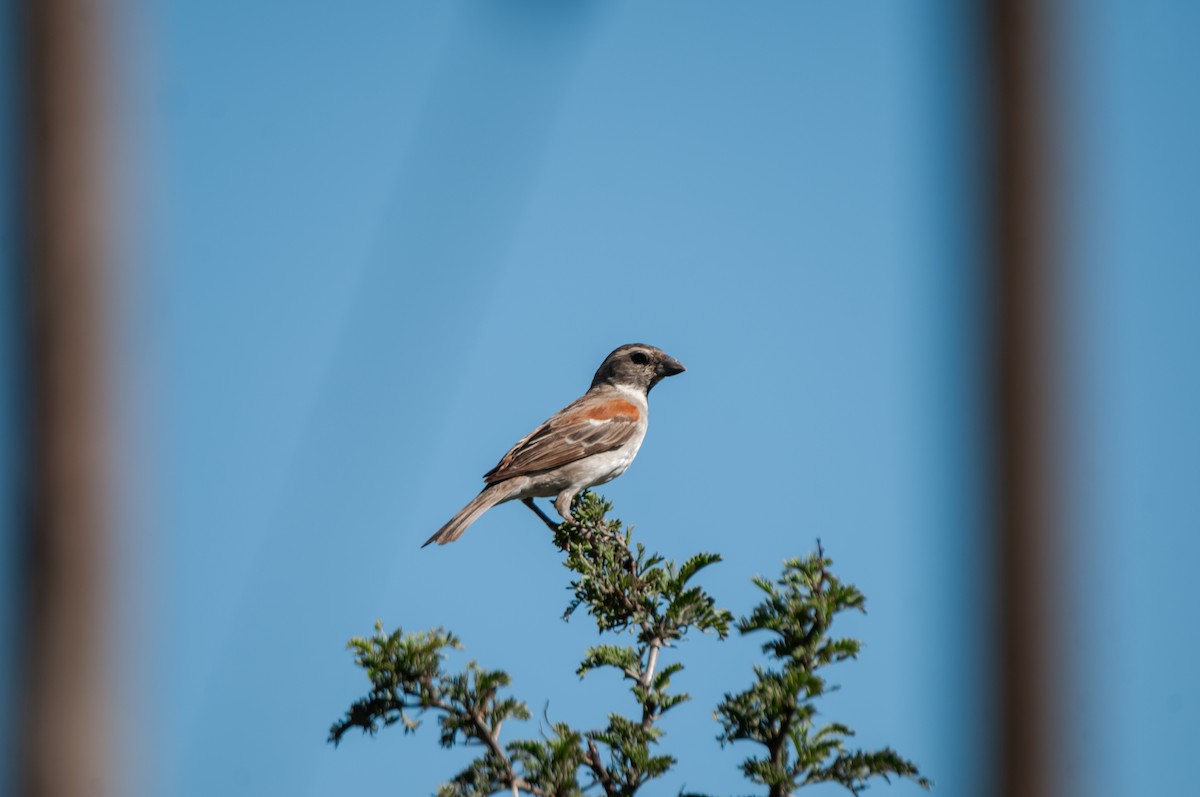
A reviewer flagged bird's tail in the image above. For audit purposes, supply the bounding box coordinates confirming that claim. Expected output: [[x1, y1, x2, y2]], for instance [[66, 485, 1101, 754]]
[[422, 483, 510, 547]]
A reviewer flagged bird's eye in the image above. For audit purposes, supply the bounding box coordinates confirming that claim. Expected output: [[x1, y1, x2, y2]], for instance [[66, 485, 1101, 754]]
[[630, 351, 649, 365]]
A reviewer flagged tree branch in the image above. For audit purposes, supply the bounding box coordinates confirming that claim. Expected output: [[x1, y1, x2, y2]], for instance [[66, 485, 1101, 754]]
[[766, 702, 796, 797], [640, 640, 662, 731], [585, 738, 618, 797], [521, 498, 561, 534], [431, 694, 541, 796]]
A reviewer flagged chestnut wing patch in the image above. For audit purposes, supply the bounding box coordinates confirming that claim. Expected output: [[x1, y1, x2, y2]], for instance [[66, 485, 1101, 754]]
[[484, 398, 640, 484]]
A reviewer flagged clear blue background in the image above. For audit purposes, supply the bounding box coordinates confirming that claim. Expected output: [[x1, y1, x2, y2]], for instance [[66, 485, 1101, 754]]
[[3, 1, 1197, 796], [116, 3, 984, 795]]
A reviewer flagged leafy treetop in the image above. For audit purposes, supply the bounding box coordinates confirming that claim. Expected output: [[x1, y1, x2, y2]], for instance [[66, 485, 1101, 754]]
[[331, 493, 930, 797]]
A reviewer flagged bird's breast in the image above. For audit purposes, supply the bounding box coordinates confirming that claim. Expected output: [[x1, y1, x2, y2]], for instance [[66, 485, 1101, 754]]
[[585, 423, 647, 486]]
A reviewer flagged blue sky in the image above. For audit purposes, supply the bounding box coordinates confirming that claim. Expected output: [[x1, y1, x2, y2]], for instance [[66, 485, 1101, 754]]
[[1063, 2, 1200, 795], [4, 1, 1197, 796], [117, 3, 981, 795]]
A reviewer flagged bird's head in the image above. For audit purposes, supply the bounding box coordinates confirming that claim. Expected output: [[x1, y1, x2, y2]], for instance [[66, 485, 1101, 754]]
[[590, 344, 686, 394]]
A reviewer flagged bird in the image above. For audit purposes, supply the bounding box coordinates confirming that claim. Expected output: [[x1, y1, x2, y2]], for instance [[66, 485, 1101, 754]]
[[422, 344, 686, 547]]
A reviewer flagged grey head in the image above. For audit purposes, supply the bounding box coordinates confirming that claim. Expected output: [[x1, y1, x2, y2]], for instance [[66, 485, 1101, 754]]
[[590, 344, 686, 394]]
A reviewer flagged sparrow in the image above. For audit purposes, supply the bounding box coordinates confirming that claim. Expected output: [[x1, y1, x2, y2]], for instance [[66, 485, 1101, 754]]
[[422, 344, 686, 547]]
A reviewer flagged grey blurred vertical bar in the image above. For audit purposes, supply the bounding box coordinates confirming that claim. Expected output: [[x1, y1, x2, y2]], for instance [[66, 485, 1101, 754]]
[[17, 0, 111, 795], [987, 0, 1061, 796]]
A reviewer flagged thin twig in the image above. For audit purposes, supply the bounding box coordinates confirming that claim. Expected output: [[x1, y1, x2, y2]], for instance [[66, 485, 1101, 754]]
[[522, 498, 561, 533]]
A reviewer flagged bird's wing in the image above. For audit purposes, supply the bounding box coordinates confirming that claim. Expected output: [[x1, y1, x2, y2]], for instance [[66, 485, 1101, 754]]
[[483, 395, 642, 484]]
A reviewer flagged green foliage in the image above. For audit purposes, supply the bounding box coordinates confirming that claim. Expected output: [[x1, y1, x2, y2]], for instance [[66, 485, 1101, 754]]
[[507, 723, 588, 797], [331, 496, 930, 796], [714, 547, 932, 796], [555, 494, 731, 645], [328, 624, 533, 794], [557, 492, 731, 788]]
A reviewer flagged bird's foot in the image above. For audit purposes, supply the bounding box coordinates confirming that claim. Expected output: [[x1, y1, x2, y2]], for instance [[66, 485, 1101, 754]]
[[553, 493, 580, 526]]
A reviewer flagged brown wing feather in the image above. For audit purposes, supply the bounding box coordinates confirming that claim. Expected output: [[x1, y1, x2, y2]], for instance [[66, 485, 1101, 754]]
[[484, 396, 641, 485]]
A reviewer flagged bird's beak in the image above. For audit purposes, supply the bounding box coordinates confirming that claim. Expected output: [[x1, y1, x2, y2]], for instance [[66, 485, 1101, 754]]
[[657, 356, 686, 377]]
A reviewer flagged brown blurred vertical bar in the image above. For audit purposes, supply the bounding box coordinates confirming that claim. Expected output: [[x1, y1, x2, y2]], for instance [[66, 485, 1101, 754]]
[[987, 0, 1061, 796], [18, 0, 111, 795]]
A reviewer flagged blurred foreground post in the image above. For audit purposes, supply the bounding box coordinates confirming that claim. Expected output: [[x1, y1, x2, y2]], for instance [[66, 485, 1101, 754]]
[[18, 0, 111, 795], [987, 1, 1062, 796]]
